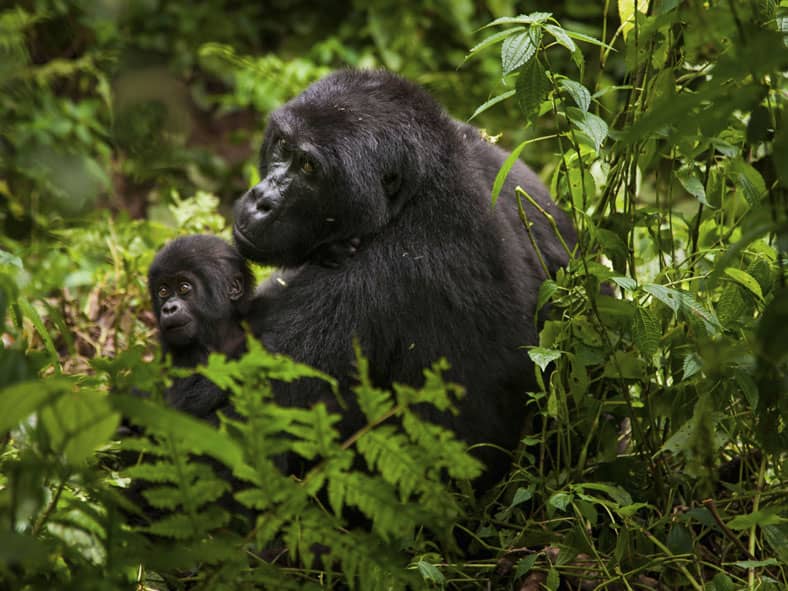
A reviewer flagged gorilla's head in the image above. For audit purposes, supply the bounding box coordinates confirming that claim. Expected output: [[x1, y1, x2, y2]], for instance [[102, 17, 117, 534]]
[[148, 235, 253, 354], [232, 70, 452, 267]]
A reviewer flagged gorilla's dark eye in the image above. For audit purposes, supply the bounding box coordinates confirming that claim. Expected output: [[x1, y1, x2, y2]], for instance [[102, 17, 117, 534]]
[[277, 138, 290, 154], [177, 281, 192, 295], [301, 157, 316, 175], [157, 285, 170, 299]]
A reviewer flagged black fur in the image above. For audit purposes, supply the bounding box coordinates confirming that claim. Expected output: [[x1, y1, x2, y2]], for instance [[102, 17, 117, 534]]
[[233, 70, 576, 486], [147, 234, 254, 420]]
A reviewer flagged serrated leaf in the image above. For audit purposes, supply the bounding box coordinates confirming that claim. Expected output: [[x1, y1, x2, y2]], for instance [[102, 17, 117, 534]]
[[660, 419, 694, 454], [502, 27, 542, 75], [528, 347, 563, 371], [632, 307, 660, 357], [683, 353, 702, 380], [468, 89, 515, 120], [611, 276, 637, 290], [566, 107, 608, 152], [728, 159, 767, 205], [724, 267, 764, 300], [416, 560, 446, 585], [763, 524, 788, 562], [515, 58, 550, 122], [643, 284, 722, 334], [727, 508, 788, 530], [559, 78, 590, 111], [544, 24, 577, 53], [676, 166, 713, 207]]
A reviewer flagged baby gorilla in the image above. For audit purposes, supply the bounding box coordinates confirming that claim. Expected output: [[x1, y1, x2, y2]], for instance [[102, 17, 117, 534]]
[[148, 234, 254, 421]]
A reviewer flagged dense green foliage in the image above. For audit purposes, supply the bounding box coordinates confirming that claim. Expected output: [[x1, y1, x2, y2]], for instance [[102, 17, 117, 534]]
[[1, 1, 786, 589]]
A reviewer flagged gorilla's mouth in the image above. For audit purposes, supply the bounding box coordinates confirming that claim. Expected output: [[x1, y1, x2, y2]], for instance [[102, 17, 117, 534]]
[[233, 224, 272, 260], [162, 319, 192, 332]]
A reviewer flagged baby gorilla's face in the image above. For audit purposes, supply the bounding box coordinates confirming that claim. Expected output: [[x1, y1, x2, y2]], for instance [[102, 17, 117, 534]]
[[147, 235, 254, 359], [152, 274, 201, 347]]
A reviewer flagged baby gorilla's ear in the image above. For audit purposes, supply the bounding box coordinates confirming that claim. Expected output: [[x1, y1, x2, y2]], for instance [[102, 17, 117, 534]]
[[228, 275, 245, 301]]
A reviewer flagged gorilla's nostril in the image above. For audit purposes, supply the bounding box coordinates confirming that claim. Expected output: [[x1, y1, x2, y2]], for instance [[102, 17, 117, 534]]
[[257, 200, 273, 214]]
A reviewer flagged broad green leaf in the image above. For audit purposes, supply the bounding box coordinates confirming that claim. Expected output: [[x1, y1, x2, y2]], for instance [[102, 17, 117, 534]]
[[710, 573, 735, 591], [39, 388, 120, 464], [514, 555, 538, 579], [618, 0, 648, 40], [610, 276, 637, 290], [763, 524, 788, 562], [549, 491, 572, 511], [577, 482, 633, 506], [676, 166, 713, 207], [732, 558, 779, 568], [537, 279, 559, 310], [728, 158, 767, 205], [509, 486, 533, 509], [682, 353, 702, 380], [546, 567, 560, 591], [515, 57, 550, 122], [0, 378, 67, 435], [643, 284, 722, 333], [559, 78, 591, 111], [469, 89, 515, 121], [564, 30, 616, 51], [632, 306, 660, 357], [566, 107, 608, 152], [724, 267, 764, 300], [660, 419, 694, 455], [528, 347, 562, 371], [467, 27, 524, 58], [544, 24, 577, 53], [483, 12, 553, 28], [416, 561, 446, 585], [666, 524, 694, 555], [727, 508, 788, 530], [501, 27, 542, 75], [603, 351, 647, 379]]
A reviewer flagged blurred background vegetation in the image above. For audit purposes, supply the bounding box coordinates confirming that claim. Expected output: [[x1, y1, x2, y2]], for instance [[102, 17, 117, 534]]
[[0, 0, 786, 589]]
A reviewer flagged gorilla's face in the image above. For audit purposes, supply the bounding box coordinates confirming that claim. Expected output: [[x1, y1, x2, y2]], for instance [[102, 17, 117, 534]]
[[148, 235, 252, 355], [232, 77, 426, 268], [233, 122, 337, 267]]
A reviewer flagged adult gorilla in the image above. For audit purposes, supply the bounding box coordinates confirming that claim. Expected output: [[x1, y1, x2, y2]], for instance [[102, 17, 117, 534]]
[[233, 70, 575, 486]]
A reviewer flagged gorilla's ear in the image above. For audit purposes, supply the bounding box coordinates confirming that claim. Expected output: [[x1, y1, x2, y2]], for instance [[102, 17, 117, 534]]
[[228, 276, 245, 301], [382, 172, 401, 198]]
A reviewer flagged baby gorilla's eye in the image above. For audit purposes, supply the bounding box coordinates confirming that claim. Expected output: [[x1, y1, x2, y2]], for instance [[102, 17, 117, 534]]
[[301, 157, 317, 175], [177, 281, 192, 295], [157, 285, 170, 299]]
